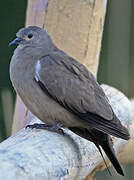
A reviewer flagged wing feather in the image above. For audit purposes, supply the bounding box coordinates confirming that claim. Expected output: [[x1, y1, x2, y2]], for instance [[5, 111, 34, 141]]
[[34, 51, 130, 140]]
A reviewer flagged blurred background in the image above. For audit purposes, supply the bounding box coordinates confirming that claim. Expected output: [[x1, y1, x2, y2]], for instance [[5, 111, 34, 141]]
[[0, 0, 27, 140], [0, 0, 133, 179]]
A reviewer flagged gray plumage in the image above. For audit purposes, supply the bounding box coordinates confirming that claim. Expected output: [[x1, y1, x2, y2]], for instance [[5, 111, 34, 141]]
[[9, 26, 130, 176]]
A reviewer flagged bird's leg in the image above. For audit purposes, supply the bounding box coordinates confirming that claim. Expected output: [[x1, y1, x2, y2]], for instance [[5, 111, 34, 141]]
[[26, 122, 64, 135]]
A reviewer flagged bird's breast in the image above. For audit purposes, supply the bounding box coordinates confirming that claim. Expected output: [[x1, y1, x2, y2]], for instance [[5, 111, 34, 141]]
[[10, 49, 87, 128], [18, 79, 85, 127], [10, 61, 85, 127]]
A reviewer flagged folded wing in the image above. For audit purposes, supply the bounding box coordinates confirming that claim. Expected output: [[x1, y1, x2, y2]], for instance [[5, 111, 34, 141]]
[[34, 51, 130, 140]]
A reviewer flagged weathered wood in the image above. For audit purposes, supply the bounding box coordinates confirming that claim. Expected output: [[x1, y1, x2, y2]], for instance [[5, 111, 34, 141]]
[[1, 85, 132, 180], [118, 98, 134, 165]]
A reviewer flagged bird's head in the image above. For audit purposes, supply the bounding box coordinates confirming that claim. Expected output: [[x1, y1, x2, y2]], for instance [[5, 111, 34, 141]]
[[9, 26, 54, 50]]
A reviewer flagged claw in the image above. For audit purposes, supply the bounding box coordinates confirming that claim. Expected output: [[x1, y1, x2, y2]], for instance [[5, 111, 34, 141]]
[[26, 123, 49, 129], [25, 123, 64, 135]]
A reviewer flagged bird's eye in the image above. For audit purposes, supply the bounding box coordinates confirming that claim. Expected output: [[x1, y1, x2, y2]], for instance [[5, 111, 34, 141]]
[[27, 33, 33, 39]]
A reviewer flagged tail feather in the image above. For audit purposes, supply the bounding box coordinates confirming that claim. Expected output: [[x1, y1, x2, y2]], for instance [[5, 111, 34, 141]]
[[95, 143, 112, 176], [69, 127, 125, 176], [99, 139, 124, 176]]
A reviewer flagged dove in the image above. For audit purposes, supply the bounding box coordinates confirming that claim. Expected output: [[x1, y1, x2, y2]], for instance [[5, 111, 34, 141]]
[[9, 26, 130, 176]]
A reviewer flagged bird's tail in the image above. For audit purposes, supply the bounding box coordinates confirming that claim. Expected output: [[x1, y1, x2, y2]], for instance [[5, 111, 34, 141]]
[[69, 127, 124, 176], [97, 138, 124, 176]]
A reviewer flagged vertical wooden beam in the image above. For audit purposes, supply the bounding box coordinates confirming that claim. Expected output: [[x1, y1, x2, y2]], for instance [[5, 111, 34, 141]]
[[26, 0, 107, 76]]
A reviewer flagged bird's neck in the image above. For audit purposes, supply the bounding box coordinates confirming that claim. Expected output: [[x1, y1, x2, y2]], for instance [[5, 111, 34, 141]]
[[10, 45, 54, 87], [10, 43, 58, 89]]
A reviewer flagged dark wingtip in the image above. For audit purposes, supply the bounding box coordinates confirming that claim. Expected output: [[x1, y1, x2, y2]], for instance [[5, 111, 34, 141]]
[[124, 134, 131, 141], [100, 138, 125, 177], [119, 126, 131, 140], [117, 167, 124, 176]]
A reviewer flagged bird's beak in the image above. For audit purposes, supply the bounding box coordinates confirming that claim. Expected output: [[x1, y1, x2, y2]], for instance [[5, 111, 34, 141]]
[[9, 37, 23, 46]]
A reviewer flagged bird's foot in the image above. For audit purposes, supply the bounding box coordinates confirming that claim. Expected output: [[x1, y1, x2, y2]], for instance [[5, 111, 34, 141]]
[[26, 122, 64, 135]]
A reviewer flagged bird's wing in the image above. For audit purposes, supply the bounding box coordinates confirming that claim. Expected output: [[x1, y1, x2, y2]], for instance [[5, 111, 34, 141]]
[[34, 51, 130, 140]]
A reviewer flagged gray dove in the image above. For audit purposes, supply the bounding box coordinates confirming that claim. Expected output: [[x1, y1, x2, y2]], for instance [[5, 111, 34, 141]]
[[9, 26, 130, 176]]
